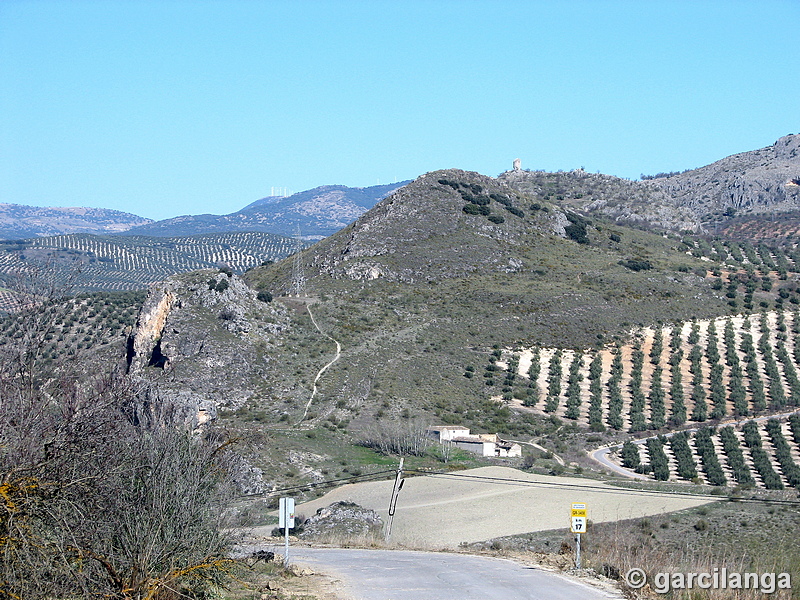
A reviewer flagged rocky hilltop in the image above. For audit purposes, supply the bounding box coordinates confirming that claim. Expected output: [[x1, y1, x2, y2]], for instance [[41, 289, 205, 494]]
[[291, 169, 569, 286], [649, 134, 800, 227], [0, 203, 152, 240], [499, 134, 800, 235], [498, 168, 699, 232]]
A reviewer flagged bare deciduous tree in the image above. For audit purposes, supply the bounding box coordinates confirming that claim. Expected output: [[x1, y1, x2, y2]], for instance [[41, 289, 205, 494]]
[[358, 421, 432, 456]]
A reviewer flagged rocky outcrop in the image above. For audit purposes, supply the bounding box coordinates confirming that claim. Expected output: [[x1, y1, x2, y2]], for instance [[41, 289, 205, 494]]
[[280, 169, 568, 288], [126, 270, 290, 425], [127, 287, 178, 371], [500, 134, 800, 234], [648, 134, 800, 225]]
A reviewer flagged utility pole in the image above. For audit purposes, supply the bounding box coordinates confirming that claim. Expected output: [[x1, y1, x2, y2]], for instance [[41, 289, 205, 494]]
[[385, 458, 404, 541], [292, 226, 306, 298]]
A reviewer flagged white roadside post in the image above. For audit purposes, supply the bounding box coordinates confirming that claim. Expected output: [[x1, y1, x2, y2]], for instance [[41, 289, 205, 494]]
[[279, 497, 295, 567], [570, 502, 587, 569]]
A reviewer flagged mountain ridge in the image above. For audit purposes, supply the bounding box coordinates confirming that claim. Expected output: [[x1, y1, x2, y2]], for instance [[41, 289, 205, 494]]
[[649, 133, 800, 227], [122, 181, 410, 239], [500, 133, 800, 235], [4, 135, 797, 242], [0, 203, 152, 240]]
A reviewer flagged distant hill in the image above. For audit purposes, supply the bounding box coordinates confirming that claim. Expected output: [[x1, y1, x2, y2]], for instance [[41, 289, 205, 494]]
[[0, 203, 152, 240], [123, 182, 410, 239], [0, 231, 299, 293], [648, 133, 800, 231]]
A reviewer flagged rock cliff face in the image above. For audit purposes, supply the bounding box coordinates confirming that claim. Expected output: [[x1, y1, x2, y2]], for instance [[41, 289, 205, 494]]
[[648, 134, 800, 226], [126, 270, 290, 426]]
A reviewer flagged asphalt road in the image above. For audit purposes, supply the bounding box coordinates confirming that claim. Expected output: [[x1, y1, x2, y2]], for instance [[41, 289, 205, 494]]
[[589, 446, 648, 480], [290, 548, 622, 600]]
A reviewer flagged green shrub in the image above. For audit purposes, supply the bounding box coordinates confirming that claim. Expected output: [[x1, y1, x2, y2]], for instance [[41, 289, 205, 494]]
[[646, 437, 670, 481], [694, 519, 709, 531], [621, 440, 641, 469], [564, 213, 590, 244], [463, 204, 481, 215], [742, 421, 784, 489], [619, 259, 652, 272], [694, 428, 727, 486], [719, 426, 754, 486]]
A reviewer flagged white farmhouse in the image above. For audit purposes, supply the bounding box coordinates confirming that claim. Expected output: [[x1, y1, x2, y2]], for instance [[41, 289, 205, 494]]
[[426, 426, 522, 458], [426, 425, 471, 442]]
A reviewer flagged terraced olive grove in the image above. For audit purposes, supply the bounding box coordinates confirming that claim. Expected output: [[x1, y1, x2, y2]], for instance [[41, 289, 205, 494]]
[[0, 231, 299, 292], [513, 311, 799, 426], [496, 309, 800, 488]]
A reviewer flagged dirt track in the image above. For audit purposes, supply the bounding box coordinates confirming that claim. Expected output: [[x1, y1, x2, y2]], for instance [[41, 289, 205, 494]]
[[294, 466, 711, 548]]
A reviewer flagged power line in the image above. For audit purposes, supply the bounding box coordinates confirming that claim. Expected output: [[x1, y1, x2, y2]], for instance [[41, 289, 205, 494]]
[[241, 469, 397, 499], [291, 226, 306, 297], [403, 468, 800, 507], [243, 465, 800, 509]]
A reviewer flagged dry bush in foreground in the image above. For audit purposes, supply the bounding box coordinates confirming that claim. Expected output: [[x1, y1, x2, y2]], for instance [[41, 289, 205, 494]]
[[0, 282, 242, 599], [584, 520, 798, 599]]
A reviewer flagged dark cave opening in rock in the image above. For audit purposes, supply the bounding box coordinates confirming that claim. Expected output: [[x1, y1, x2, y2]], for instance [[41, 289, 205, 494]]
[[148, 338, 169, 368]]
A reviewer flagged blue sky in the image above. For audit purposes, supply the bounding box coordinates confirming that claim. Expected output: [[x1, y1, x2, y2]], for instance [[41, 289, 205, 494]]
[[1, 1, 798, 221]]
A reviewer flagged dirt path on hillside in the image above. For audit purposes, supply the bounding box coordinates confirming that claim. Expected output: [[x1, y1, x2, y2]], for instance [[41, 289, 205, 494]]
[[297, 302, 342, 424]]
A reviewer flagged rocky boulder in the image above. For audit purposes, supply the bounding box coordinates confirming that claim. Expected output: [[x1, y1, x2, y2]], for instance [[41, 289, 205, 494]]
[[298, 501, 383, 541]]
